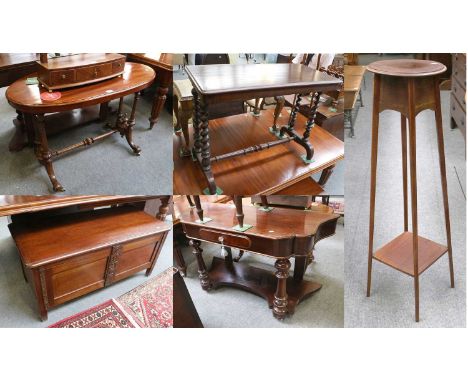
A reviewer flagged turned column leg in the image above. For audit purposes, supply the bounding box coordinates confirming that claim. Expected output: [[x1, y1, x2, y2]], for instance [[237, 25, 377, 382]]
[[124, 92, 142, 155], [401, 114, 409, 232], [233, 195, 244, 228], [433, 78, 455, 289], [200, 97, 217, 194], [149, 72, 171, 129], [271, 96, 285, 133], [273, 258, 291, 319], [190, 239, 211, 290], [33, 114, 64, 192], [192, 88, 202, 158], [156, 196, 171, 220], [407, 78, 420, 322], [174, 242, 187, 276], [8, 110, 28, 152], [280, 94, 302, 138], [301, 91, 322, 160], [367, 73, 381, 297]]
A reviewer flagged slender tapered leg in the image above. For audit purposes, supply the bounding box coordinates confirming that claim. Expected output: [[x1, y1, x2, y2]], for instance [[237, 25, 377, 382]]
[[319, 164, 336, 186], [433, 77, 455, 288], [233, 250, 244, 262], [260, 195, 269, 209], [33, 114, 64, 192], [173, 243, 187, 276], [407, 78, 419, 322], [190, 239, 211, 290], [367, 73, 381, 297], [193, 195, 204, 222], [401, 114, 408, 232], [273, 258, 291, 319], [233, 195, 244, 228], [149, 70, 171, 128], [223, 246, 234, 266]]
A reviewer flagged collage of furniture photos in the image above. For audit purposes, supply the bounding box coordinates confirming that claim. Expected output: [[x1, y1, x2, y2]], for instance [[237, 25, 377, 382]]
[[0, 53, 465, 328]]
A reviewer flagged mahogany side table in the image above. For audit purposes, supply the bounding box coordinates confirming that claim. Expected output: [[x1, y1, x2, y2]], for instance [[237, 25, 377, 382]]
[[185, 63, 342, 194], [5, 63, 155, 192], [180, 196, 340, 319], [366, 59, 454, 322], [126, 53, 174, 128]]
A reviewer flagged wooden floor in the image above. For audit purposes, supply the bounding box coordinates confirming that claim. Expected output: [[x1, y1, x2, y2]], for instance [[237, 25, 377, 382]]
[[173, 109, 344, 195]]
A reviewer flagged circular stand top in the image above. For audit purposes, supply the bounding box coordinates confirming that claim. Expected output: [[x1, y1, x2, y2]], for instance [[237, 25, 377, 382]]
[[367, 59, 446, 77]]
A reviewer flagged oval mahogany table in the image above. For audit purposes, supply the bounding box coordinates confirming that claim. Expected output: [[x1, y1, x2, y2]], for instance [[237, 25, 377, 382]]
[[5, 62, 155, 192]]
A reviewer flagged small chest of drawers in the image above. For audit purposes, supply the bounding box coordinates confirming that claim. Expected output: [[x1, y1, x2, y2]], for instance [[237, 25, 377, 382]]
[[9, 205, 170, 321], [37, 53, 125, 91], [451, 53, 466, 139]]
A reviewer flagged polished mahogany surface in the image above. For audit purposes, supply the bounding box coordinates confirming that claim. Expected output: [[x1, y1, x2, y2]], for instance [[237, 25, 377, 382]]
[[367, 59, 446, 77], [6, 62, 155, 113], [9, 205, 171, 267], [179, 202, 339, 240], [0, 195, 158, 217], [185, 63, 341, 101], [126, 53, 174, 72], [0, 53, 39, 70], [173, 109, 344, 194]]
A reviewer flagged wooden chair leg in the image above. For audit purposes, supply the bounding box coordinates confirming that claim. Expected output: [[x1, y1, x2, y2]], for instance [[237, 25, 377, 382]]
[[367, 73, 381, 297], [433, 78, 455, 288], [408, 78, 420, 322]]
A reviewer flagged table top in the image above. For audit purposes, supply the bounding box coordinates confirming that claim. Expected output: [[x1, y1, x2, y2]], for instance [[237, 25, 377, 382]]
[[126, 53, 174, 72], [0, 195, 160, 217], [180, 202, 339, 240], [6, 62, 155, 114], [367, 59, 446, 77], [0, 53, 39, 70], [9, 205, 170, 268], [185, 63, 342, 102], [173, 109, 344, 195]]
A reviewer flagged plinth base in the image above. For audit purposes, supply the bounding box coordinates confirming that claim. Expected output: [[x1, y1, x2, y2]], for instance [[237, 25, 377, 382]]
[[208, 257, 322, 316]]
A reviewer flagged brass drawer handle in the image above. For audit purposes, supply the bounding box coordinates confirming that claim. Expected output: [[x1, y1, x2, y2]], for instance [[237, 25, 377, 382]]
[[61, 74, 66, 79]]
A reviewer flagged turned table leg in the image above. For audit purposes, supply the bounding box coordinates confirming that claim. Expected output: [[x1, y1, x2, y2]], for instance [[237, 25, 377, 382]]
[[149, 71, 171, 128], [318, 164, 336, 186], [156, 196, 171, 220], [301, 91, 322, 161], [8, 110, 30, 152], [200, 96, 217, 194], [192, 89, 202, 159], [273, 258, 291, 319], [125, 92, 142, 155], [190, 239, 211, 290], [174, 242, 187, 276], [233, 195, 244, 228], [33, 113, 65, 192], [271, 96, 285, 134]]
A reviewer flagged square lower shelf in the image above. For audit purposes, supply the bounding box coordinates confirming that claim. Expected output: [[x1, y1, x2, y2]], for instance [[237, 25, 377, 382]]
[[373, 232, 448, 277]]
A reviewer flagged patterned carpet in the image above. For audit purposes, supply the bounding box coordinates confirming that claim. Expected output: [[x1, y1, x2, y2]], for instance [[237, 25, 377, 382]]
[[49, 267, 173, 328]]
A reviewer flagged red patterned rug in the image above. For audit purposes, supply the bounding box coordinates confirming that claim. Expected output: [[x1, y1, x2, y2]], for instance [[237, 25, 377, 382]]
[[116, 267, 173, 328], [48, 300, 138, 328], [49, 267, 173, 328]]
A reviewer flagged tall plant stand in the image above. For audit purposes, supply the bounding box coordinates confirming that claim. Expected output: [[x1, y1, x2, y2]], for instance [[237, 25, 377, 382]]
[[366, 59, 455, 322]]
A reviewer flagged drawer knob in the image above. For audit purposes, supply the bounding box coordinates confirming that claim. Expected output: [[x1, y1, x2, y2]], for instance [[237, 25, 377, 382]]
[[61, 74, 66, 79], [218, 236, 224, 244]]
